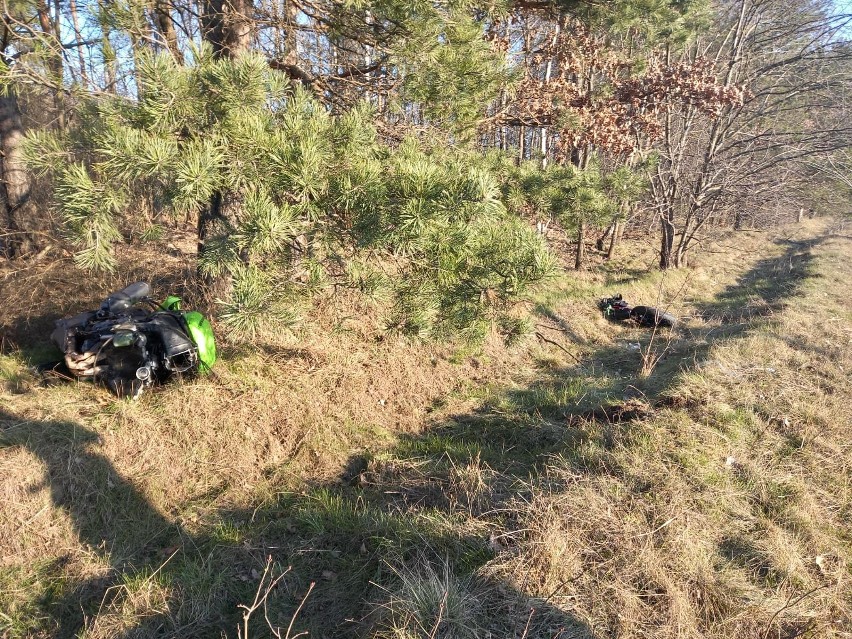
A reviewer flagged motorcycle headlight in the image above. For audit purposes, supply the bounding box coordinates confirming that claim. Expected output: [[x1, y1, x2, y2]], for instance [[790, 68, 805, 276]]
[[113, 331, 136, 348]]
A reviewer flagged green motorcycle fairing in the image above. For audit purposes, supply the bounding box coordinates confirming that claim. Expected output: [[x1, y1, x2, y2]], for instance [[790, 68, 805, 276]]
[[159, 296, 217, 372], [161, 295, 182, 311], [183, 311, 217, 372]]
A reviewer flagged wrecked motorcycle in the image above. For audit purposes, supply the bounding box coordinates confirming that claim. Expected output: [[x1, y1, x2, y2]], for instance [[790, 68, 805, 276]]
[[49, 282, 216, 398], [600, 294, 677, 328]]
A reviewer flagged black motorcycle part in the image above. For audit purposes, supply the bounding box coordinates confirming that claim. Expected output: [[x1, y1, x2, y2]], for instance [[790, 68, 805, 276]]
[[630, 305, 677, 328], [144, 313, 198, 372], [609, 306, 632, 321], [101, 282, 152, 314], [600, 296, 632, 321]]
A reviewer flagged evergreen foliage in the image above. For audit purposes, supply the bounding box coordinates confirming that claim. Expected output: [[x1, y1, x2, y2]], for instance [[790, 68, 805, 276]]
[[395, 11, 510, 140], [26, 48, 553, 341], [602, 163, 649, 227], [505, 159, 618, 234]]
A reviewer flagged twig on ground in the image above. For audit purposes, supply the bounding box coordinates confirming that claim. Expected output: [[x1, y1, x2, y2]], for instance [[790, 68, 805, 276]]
[[534, 332, 582, 363], [237, 557, 293, 639], [520, 607, 535, 639], [535, 322, 571, 334], [760, 585, 828, 639], [426, 591, 447, 639], [630, 516, 677, 539], [279, 579, 314, 639]]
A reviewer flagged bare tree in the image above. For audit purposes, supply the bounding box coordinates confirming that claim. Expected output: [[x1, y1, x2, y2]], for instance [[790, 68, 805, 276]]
[[649, 0, 852, 268]]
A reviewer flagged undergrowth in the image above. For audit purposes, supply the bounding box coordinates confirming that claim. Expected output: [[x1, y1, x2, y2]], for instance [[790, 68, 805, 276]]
[[1, 219, 850, 638]]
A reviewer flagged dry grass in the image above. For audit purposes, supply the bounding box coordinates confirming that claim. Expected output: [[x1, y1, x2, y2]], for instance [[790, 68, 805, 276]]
[[1, 219, 850, 638], [481, 221, 852, 638]]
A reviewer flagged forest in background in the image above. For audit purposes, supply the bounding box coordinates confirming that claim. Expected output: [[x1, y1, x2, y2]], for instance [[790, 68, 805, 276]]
[[1, 0, 850, 337]]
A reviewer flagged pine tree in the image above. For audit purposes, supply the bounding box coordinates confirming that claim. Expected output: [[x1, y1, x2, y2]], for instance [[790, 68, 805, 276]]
[[506, 159, 616, 269], [27, 49, 553, 342]]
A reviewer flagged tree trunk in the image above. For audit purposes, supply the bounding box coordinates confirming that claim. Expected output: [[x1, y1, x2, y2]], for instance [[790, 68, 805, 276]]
[[659, 211, 675, 269], [675, 244, 687, 268], [197, 191, 244, 299], [69, 0, 90, 88], [607, 219, 620, 260], [99, 0, 118, 93], [37, 0, 65, 129], [596, 221, 614, 251], [202, 0, 253, 58], [0, 92, 37, 258], [153, 0, 182, 62], [198, 0, 253, 298], [574, 221, 585, 270], [540, 21, 559, 169]]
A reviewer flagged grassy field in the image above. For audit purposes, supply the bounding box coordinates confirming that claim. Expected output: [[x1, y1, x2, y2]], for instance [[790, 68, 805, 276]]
[[1, 218, 850, 638]]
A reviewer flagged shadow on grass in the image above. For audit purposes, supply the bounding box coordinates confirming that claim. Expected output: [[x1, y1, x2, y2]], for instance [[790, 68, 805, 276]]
[[0, 413, 187, 638], [511, 235, 824, 424], [255, 231, 824, 634], [0, 407, 596, 638], [278, 232, 826, 636], [696, 239, 819, 322], [0, 234, 826, 638], [0, 409, 309, 638]]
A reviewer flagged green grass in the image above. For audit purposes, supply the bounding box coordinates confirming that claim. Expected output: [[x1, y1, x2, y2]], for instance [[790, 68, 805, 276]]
[[0, 562, 68, 637], [0, 354, 31, 394]]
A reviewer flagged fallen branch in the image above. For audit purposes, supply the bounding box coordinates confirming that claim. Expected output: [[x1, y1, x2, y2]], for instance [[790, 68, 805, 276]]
[[534, 332, 582, 363]]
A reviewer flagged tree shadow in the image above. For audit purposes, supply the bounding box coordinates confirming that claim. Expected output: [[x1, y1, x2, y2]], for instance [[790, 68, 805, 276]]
[[532, 303, 589, 346], [225, 234, 826, 636], [0, 407, 596, 638], [502, 235, 824, 430], [218, 474, 598, 638], [696, 238, 819, 323], [0, 411, 189, 637], [1, 407, 294, 638], [260, 231, 826, 634]]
